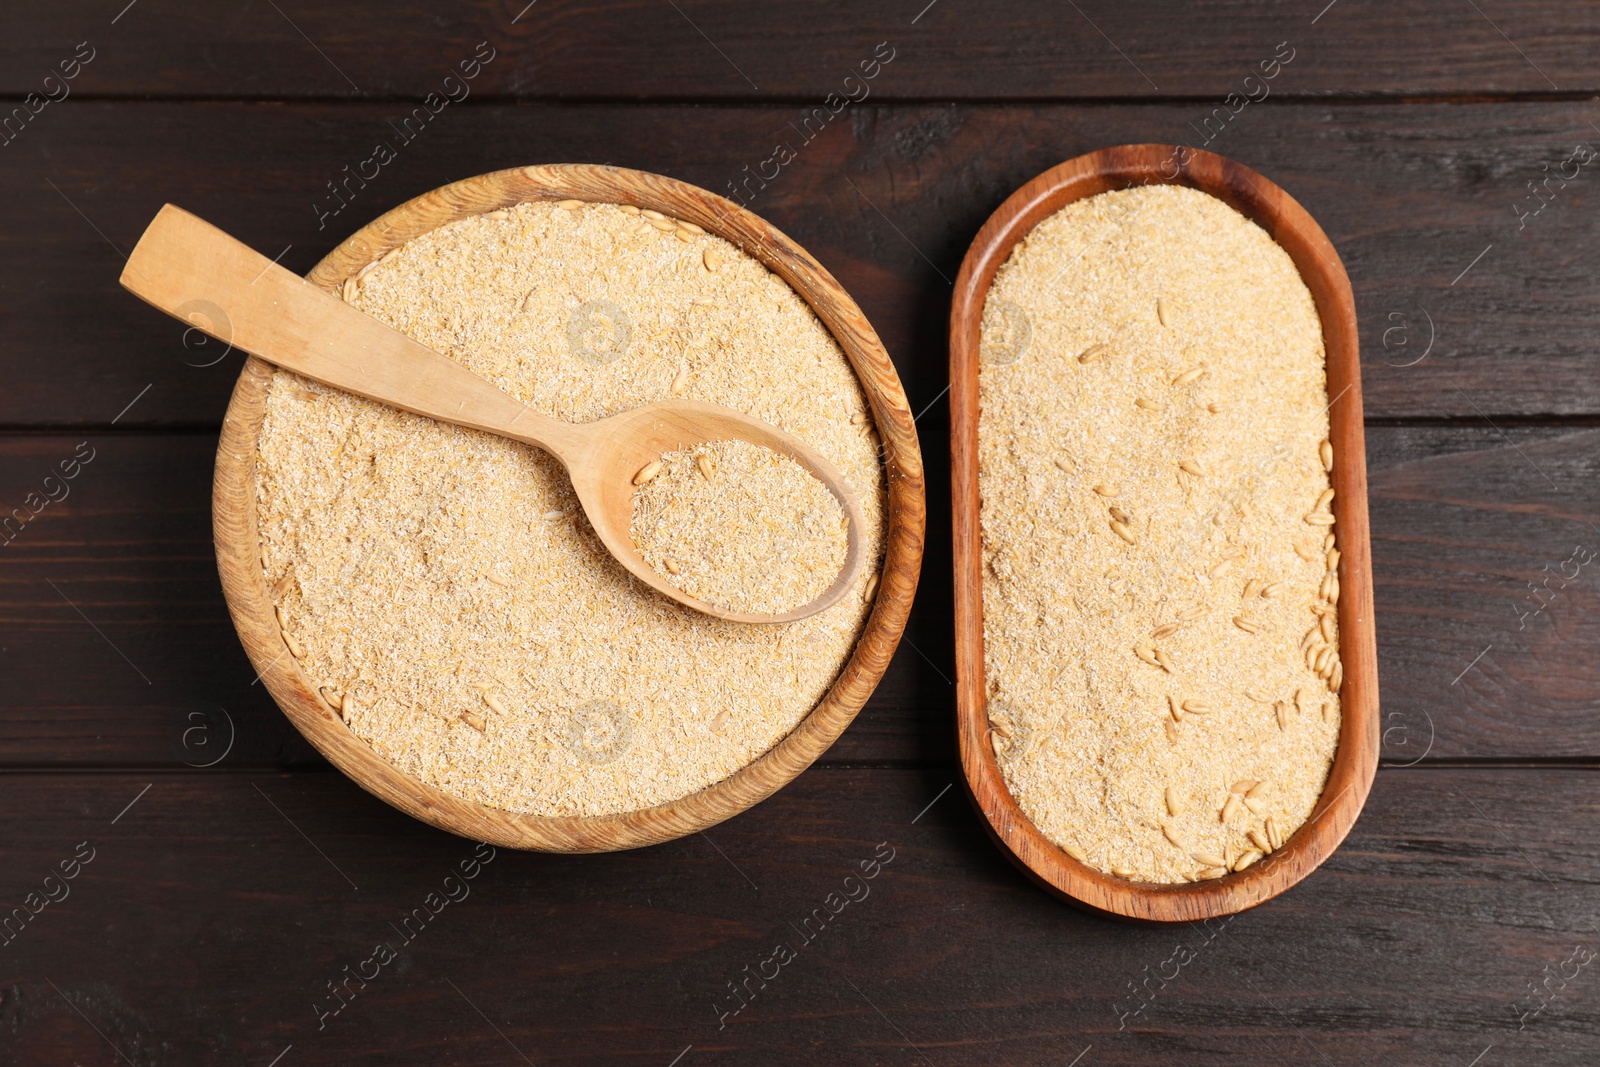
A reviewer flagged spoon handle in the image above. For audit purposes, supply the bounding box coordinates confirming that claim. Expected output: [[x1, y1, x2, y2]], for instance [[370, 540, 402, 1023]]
[[121, 205, 587, 459]]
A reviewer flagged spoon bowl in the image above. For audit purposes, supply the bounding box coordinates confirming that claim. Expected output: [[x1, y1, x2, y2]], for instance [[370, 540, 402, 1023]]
[[121, 204, 864, 624], [568, 398, 866, 623]]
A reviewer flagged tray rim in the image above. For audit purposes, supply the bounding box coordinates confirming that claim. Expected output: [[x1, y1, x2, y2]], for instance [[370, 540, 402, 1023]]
[[948, 143, 1379, 920]]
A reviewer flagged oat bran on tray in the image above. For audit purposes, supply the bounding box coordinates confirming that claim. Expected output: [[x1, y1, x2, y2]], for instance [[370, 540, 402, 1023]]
[[978, 184, 1342, 884], [256, 200, 886, 818]]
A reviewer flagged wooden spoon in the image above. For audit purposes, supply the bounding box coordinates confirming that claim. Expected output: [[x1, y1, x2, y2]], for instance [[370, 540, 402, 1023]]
[[120, 204, 865, 624]]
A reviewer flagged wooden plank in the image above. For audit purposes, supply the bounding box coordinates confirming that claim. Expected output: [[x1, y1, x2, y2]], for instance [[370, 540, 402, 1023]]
[[2, 426, 1598, 768], [2, 1, 1596, 100], [0, 766, 1596, 1064], [1368, 425, 1600, 764], [4, 101, 1599, 427], [0, 433, 324, 768]]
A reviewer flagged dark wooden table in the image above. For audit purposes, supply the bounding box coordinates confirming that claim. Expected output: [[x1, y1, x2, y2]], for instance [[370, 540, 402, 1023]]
[[5, 3, 1600, 1063]]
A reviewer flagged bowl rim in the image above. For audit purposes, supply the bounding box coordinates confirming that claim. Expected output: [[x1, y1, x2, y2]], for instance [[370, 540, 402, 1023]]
[[948, 144, 1379, 920], [214, 163, 926, 852]]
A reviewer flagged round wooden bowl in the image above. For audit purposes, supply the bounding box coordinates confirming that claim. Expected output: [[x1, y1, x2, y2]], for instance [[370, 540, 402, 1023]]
[[215, 164, 925, 852], [949, 145, 1378, 920]]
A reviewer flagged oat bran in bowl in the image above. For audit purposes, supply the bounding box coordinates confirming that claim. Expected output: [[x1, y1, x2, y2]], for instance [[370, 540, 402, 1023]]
[[215, 165, 925, 852], [949, 146, 1378, 920]]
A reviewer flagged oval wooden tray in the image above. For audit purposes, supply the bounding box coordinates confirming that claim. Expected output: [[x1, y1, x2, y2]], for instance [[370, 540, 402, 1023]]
[[949, 145, 1378, 920], [215, 164, 925, 852]]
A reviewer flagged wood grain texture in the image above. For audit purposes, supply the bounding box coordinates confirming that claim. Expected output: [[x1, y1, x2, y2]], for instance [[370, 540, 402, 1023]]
[[0, 766, 1596, 1065], [213, 165, 926, 852], [949, 146, 1377, 921], [1368, 424, 1600, 764], [3, 1, 1597, 99], [3, 9, 1598, 1062], [5, 101, 1600, 428], [2, 426, 1598, 767]]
